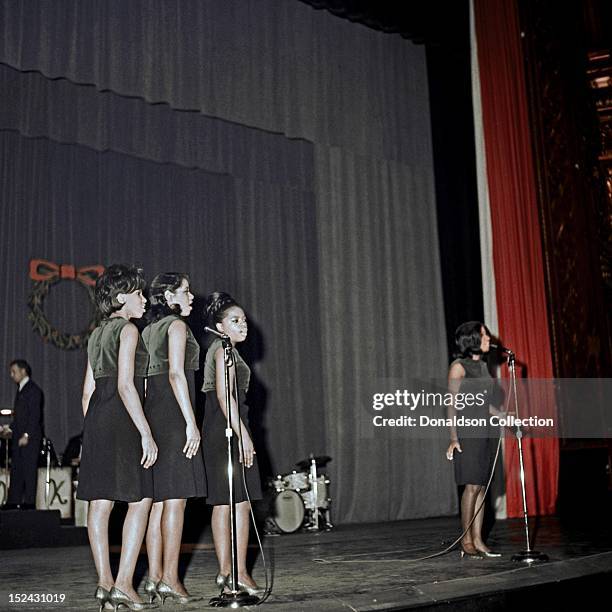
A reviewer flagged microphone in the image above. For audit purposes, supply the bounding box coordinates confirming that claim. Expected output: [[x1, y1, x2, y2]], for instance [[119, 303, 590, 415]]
[[204, 326, 229, 340], [490, 343, 514, 355]]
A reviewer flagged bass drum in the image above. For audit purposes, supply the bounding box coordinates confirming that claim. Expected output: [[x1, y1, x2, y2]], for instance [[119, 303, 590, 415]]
[[271, 489, 305, 533]]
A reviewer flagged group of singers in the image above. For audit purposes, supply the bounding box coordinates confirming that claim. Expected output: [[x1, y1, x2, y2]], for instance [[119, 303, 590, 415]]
[[74, 263, 500, 610], [76, 264, 262, 611]]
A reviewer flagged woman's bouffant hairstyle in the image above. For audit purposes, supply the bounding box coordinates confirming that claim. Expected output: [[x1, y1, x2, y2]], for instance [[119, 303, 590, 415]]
[[454, 321, 485, 359], [95, 264, 146, 317], [204, 292, 240, 328], [147, 272, 190, 322]]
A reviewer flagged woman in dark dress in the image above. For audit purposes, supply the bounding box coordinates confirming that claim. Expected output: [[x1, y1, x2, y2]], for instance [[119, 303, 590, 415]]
[[446, 321, 501, 559], [77, 264, 158, 611], [142, 273, 206, 604], [202, 292, 262, 595]]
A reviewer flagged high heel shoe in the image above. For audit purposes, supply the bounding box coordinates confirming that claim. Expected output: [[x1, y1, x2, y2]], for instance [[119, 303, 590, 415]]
[[460, 547, 483, 559], [142, 577, 160, 605], [109, 586, 155, 610], [215, 573, 229, 593], [476, 549, 502, 558], [156, 580, 202, 604], [94, 586, 111, 612], [237, 580, 264, 597]]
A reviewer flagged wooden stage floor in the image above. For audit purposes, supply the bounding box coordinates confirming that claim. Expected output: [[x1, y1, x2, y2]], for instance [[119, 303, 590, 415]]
[[2, 515, 612, 611]]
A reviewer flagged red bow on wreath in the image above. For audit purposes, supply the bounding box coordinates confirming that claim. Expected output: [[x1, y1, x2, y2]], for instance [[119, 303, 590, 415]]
[[29, 259, 105, 287]]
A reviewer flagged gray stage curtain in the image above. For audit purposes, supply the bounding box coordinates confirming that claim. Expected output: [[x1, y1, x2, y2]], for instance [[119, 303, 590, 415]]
[[0, 0, 456, 522], [315, 147, 454, 522], [0, 0, 428, 161]]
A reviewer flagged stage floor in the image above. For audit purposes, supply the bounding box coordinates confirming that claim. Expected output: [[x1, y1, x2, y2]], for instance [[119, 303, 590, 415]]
[[2, 515, 612, 611]]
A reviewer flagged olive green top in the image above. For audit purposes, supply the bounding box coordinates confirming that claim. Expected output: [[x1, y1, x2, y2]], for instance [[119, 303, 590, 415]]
[[142, 315, 200, 376], [87, 317, 149, 379], [202, 338, 250, 393]]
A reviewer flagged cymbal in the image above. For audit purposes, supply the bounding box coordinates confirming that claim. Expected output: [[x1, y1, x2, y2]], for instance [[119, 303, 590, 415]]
[[295, 455, 331, 470]]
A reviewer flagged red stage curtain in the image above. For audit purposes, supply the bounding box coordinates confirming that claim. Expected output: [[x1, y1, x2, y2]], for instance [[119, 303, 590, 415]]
[[474, 0, 559, 516]]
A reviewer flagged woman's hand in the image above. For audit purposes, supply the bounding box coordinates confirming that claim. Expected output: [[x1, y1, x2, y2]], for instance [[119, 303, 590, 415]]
[[446, 440, 462, 461], [239, 434, 256, 468], [183, 423, 201, 459], [141, 433, 158, 469]]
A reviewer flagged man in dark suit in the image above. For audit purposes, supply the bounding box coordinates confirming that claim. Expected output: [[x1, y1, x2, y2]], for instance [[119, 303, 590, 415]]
[[4, 360, 44, 510]]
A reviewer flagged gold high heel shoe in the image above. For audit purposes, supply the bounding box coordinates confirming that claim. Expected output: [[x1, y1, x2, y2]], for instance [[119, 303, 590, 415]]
[[156, 580, 202, 604], [142, 577, 160, 604], [94, 586, 111, 612], [109, 586, 155, 610], [460, 547, 483, 559]]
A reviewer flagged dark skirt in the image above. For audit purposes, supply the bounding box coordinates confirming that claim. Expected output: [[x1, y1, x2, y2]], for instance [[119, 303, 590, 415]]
[[77, 376, 153, 502], [145, 373, 207, 502], [203, 390, 262, 506], [454, 435, 498, 486]]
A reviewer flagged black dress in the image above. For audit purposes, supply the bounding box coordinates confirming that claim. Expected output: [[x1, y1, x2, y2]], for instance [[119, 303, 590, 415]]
[[452, 357, 497, 486], [142, 315, 207, 502], [77, 317, 153, 502], [202, 339, 262, 506]]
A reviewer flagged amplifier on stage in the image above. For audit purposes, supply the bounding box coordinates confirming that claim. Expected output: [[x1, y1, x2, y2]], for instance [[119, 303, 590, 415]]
[[36, 467, 73, 518]]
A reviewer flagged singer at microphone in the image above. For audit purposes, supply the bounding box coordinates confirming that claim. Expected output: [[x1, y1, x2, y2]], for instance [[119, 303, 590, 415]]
[[201, 292, 263, 596], [445, 321, 502, 558]]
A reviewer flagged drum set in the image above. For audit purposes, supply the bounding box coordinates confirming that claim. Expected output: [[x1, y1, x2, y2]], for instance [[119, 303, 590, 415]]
[[265, 455, 333, 534]]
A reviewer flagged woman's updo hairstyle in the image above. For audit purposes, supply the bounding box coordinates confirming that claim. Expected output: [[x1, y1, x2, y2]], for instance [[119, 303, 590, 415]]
[[454, 321, 485, 359], [147, 272, 190, 322], [95, 264, 145, 317], [204, 292, 239, 328]]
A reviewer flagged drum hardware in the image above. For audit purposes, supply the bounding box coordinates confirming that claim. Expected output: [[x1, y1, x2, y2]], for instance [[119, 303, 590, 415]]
[[283, 470, 308, 491], [294, 455, 331, 471], [270, 475, 285, 492], [264, 453, 334, 533], [40, 438, 60, 508]]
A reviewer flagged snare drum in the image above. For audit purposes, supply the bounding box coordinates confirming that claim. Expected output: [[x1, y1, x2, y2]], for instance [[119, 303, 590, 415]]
[[302, 475, 330, 510], [283, 470, 309, 491], [271, 489, 305, 533]]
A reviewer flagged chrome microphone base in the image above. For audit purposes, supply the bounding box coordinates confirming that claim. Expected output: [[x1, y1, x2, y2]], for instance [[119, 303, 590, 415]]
[[511, 550, 549, 563], [209, 591, 260, 608]]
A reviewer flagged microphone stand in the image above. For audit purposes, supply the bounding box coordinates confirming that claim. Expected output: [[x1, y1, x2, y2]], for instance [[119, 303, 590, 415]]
[[209, 335, 259, 608], [507, 351, 548, 563]]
